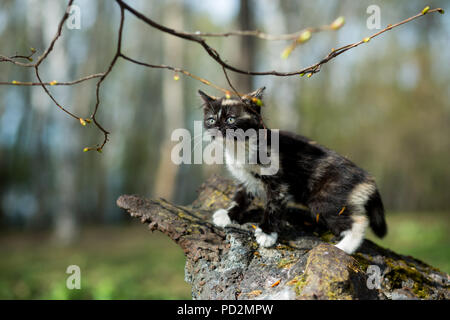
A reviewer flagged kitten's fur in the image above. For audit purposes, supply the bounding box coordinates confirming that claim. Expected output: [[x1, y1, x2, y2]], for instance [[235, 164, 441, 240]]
[[199, 87, 387, 254]]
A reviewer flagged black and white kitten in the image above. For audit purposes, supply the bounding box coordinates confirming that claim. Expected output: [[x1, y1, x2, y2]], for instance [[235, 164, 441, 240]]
[[199, 87, 387, 254]]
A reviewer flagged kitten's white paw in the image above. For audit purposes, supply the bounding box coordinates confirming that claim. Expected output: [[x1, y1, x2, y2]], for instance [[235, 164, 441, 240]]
[[213, 209, 231, 227], [254, 227, 278, 247]]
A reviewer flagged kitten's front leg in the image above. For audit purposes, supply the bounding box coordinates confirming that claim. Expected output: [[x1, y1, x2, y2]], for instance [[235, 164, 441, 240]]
[[213, 184, 253, 227], [255, 188, 285, 248]]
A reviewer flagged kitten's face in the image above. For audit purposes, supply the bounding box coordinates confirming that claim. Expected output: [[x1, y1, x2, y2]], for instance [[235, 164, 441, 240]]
[[199, 88, 265, 138]]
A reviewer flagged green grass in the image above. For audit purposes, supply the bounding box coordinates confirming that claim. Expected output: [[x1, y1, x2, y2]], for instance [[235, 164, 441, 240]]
[[366, 212, 450, 273], [0, 222, 191, 299], [0, 212, 448, 299]]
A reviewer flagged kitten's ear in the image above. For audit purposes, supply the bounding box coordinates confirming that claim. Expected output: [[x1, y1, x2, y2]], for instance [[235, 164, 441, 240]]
[[246, 87, 266, 99], [198, 90, 216, 105]]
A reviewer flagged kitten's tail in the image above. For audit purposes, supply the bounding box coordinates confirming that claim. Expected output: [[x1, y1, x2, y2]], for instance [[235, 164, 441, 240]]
[[365, 189, 387, 238]]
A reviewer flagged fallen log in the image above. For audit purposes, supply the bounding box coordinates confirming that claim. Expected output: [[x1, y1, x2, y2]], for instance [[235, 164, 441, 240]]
[[117, 175, 449, 300]]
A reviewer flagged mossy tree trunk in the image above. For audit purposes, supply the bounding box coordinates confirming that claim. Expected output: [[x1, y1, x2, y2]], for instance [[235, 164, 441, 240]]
[[117, 175, 449, 300]]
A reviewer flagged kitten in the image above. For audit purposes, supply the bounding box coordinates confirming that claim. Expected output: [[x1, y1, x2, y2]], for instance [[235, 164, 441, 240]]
[[199, 87, 387, 254]]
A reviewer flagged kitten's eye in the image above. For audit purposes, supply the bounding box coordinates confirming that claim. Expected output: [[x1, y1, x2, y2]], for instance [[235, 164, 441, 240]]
[[206, 117, 216, 125], [226, 116, 236, 125]]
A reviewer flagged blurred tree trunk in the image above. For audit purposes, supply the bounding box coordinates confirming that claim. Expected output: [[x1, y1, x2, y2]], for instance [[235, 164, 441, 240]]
[[42, 0, 79, 244], [200, 0, 257, 189], [236, 0, 256, 92], [53, 162, 79, 244], [0, 150, 5, 228], [154, 1, 185, 201]]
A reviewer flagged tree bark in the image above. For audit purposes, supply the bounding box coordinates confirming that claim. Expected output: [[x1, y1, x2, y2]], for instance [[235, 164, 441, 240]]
[[117, 175, 449, 300]]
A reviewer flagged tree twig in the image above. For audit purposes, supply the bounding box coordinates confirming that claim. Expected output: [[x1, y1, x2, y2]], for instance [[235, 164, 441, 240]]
[[0, 1, 444, 151], [0, 73, 104, 86], [116, 0, 443, 77], [120, 54, 229, 94]]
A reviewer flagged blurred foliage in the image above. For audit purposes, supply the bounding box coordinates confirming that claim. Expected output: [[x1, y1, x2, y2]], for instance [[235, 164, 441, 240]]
[[0, 224, 190, 299]]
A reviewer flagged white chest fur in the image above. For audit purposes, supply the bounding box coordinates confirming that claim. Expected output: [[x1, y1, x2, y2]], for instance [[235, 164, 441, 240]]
[[224, 149, 266, 199]]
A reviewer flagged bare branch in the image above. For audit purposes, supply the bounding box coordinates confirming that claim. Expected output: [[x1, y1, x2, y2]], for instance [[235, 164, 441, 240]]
[[35, 0, 75, 67], [0, 0, 75, 68], [31, 0, 81, 121], [0, 54, 35, 67], [221, 66, 241, 99], [120, 54, 229, 94], [0, 73, 104, 86], [87, 4, 126, 152], [187, 15, 344, 41], [7, 48, 37, 62], [0, 0, 444, 151], [116, 1, 444, 77], [34, 67, 80, 119]]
